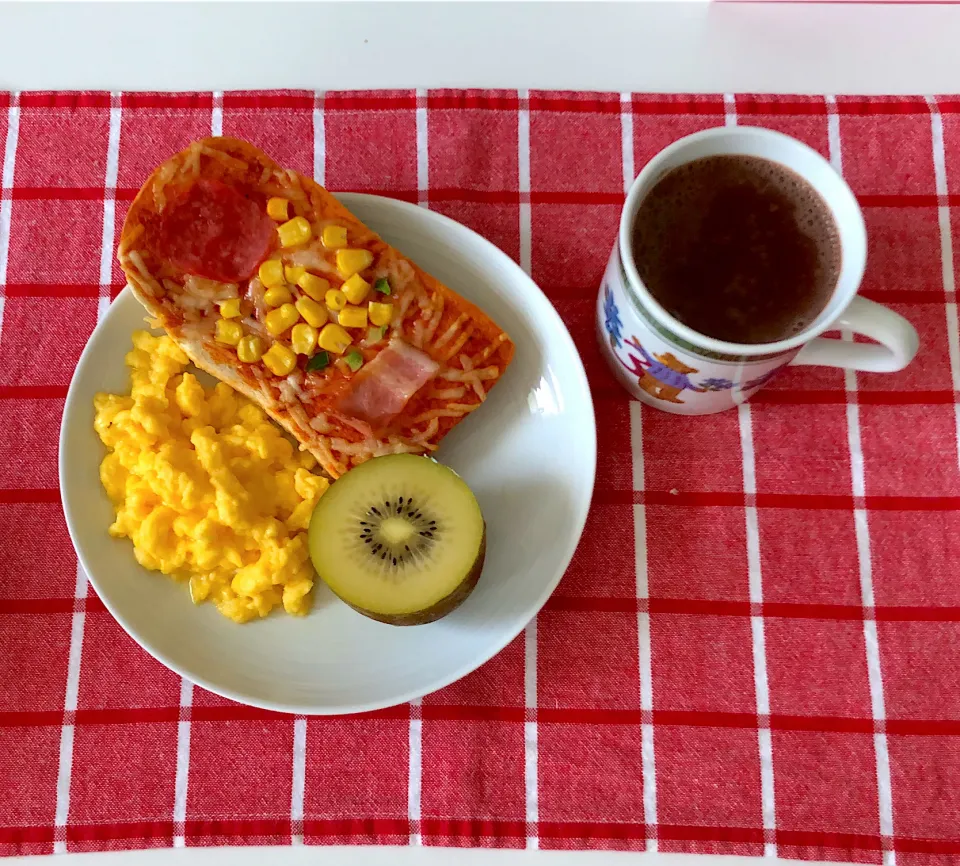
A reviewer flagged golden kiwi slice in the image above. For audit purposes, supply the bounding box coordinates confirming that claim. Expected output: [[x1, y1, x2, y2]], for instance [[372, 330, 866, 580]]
[[308, 454, 486, 625]]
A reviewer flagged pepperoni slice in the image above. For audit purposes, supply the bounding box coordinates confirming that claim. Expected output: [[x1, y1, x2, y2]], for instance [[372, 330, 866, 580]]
[[150, 179, 276, 283]]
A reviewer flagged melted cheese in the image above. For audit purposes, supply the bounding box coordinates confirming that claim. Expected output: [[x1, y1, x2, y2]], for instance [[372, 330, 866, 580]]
[[472, 333, 508, 364], [412, 403, 478, 424], [286, 247, 337, 276], [411, 417, 440, 443], [423, 301, 444, 346], [200, 146, 248, 172], [125, 250, 162, 298], [439, 324, 474, 362], [433, 314, 467, 351], [430, 386, 467, 399], [309, 413, 331, 433]]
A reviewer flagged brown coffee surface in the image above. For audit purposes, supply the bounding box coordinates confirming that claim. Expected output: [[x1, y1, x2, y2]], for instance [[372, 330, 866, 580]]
[[631, 155, 841, 345]]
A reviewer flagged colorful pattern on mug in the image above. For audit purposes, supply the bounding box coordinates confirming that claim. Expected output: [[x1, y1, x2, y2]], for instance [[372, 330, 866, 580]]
[[597, 247, 798, 415]]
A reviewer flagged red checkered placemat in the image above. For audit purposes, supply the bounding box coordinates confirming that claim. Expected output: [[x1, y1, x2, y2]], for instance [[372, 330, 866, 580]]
[[0, 90, 958, 860]]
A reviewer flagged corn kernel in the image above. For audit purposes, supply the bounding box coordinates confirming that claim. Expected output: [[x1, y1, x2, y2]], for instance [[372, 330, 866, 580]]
[[368, 301, 394, 327], [264, 285, 293, 307], [262, 342, 297, 377], [219, 298, 242, 319], [291, 323, 318, 356], [295, 296, 327, 328], [297, 273, 330, 301], [317, 322, 352, 355], [338, 305, 368, 329], [325, 289, 347, 311], [237, 335, 264, 363], [215, 318, 243, 346], [277, 216, 312, 248], [265, 303, 300, 336], [266, 197, 289, 221], [336, 248, 374, 279], [284, 265, 306, 284], [258, 259, 286, 289], [341, 273, 371, 305], [322, 225, 349, 249]]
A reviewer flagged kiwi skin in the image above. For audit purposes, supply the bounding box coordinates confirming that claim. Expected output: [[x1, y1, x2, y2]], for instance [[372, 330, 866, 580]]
[[327, 527, 485, 626]]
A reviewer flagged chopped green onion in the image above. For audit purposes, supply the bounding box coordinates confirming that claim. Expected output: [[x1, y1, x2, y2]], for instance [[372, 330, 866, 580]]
[[374, 278, 391, 295], [306, 350, 330, 372], [367, 325, 386, 343], [345, 348, 364, 372]]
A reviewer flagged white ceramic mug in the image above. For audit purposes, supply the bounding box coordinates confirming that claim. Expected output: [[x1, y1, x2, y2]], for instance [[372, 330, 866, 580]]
[[597, 126, 920, 414]]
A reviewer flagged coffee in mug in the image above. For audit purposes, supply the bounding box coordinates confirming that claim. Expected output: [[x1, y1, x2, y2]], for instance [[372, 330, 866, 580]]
[[632, 155, 841, 345]]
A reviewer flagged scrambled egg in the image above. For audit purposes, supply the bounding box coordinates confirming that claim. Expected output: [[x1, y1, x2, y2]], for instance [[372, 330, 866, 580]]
[[94, 331, 329, 623]]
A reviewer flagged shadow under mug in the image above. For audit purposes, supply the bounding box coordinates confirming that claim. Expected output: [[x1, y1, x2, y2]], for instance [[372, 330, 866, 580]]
[[597, 126, 920, 415]]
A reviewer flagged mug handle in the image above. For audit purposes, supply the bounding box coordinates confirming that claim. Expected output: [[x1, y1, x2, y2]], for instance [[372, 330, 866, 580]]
[[790, 296, 920, 373]]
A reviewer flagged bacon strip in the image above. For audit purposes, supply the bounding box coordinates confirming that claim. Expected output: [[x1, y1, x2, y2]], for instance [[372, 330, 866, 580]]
[[336, 339, 439, 426]]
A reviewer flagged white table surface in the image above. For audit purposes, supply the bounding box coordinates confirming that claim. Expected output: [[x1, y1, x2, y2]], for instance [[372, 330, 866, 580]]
[[1, 0, 960, 94], [5, 1, 957, 863]]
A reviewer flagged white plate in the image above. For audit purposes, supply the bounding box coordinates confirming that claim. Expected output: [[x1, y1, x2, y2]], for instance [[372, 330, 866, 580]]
[[59, 194, 596, 715]]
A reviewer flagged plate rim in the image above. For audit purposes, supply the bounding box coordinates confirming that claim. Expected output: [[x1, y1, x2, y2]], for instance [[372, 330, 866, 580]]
[[59, 192, 598, 715]]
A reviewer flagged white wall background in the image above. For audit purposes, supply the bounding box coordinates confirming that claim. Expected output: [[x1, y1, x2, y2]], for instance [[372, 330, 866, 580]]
[[0, 1, 958, 95]]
